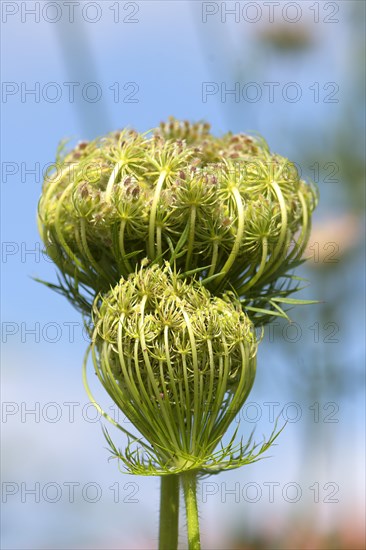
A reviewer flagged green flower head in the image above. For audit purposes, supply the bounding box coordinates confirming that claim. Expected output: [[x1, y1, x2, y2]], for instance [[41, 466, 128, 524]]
[[88, 262, 258, 474], [38, 117, 317, 323]]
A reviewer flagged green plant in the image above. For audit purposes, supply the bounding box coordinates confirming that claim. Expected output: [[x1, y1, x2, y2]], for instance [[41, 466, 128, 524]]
[[38, 117, 317, 549], [38, 117, 317, 324]]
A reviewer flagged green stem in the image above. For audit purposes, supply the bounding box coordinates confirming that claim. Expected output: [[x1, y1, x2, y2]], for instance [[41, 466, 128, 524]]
[[185, 205, 196, 271], [261, 180, 288, 280], [208, 240, 219, 278], [238, 236, 268, 293], [157, 225, 163, 259], [105, 160, 124, 201], [182, 471, 201, 550], [118, 219, 133, 273], [80, 218, 110, 281], [149, 170, 167, 259], [215, 186, 245, 286], [159, 475, 180, 550]]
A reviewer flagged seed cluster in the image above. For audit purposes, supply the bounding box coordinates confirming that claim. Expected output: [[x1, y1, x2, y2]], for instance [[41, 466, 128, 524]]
[[92, 263, 257, 466], [38, 117, 317, 319]]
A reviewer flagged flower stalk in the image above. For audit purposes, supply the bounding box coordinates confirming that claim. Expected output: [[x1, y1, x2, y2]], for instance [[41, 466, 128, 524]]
[[182, 471, 201, 550], [159, 475, 180, 550]]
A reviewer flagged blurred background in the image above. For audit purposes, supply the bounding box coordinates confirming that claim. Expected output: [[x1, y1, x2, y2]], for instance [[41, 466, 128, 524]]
[[1, 1, 365, 548]]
